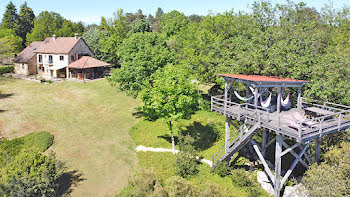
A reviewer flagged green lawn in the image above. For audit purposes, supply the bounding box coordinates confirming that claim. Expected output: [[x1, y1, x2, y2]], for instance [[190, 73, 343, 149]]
[[130, 110, 269, 196], [0, 77, 141, 197]]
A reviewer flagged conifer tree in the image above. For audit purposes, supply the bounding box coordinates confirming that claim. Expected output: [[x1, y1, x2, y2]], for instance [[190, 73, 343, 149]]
[[1, 1, 19, 31], [18, 1, 35, 46]]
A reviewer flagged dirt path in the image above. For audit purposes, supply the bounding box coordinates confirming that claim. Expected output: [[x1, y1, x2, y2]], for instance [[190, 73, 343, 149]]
[[136, 145, 213, 167]]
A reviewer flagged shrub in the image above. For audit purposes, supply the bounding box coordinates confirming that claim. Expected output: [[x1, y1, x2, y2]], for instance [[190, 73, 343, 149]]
[[231, 169, 266, 197], [201, 183, 224, 197], [117, 168, 166, 197], [213, 161, 230, 177], [1, 151, 63, 196], [0, 65, 14, 74], [165, 176, 200, 197], [0, 132, 54, 166], [302, 142, 350, 197], [130, 168, 157, 196], [231, 169, 253, 187], [175, 135, 198, 178]]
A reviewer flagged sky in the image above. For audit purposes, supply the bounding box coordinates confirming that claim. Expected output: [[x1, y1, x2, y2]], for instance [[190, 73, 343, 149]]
[[0, 0, 349, 25]]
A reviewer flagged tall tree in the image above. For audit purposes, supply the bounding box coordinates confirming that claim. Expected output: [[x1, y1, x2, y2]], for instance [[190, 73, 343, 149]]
[[1, 1, 19, 31], [160, 10, 188, 37], [18, 1, 35, 46], [107, 32, 174, 97], [26, 11, 64, 44], [99, 9, 128, 65], [155, 7, 164, 18]]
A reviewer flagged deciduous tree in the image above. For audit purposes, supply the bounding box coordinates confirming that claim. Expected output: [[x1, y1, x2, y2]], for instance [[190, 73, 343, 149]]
[[141, 64, 198, 153]]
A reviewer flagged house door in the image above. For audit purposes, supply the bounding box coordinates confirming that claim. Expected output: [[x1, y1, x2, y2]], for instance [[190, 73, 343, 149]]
[[50, 70, 53, 77]]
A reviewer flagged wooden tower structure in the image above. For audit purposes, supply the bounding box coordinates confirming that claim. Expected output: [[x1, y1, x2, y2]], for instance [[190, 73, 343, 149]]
[[211, 74, 350, 197]]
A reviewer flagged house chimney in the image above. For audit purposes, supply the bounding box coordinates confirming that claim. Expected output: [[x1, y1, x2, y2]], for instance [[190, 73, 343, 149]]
[[74, 33, 79, 40], [53, 34, 57, 40]]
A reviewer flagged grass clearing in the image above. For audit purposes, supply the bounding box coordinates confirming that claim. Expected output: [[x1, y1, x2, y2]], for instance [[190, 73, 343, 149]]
[[0, 77, 140, 197], [130, 110, 269, 196]]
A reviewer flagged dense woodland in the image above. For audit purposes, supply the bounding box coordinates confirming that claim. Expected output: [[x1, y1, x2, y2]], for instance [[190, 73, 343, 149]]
[[0, 0, 349, 196]]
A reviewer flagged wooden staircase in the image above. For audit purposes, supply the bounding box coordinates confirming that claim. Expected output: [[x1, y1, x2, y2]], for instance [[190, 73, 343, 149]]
[[212, 121, 260, 167]]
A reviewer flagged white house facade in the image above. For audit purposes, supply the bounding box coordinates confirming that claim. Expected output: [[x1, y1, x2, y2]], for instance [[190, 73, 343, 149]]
[[14, 34, 111, 80]]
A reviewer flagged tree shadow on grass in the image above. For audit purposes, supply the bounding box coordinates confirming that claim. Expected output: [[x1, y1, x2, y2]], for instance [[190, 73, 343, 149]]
[[157, 134, 179, 145], [132, 107, 145, 119], [56, 170, 86, 197], [0, 93, 13, 99], [179, 121, 219, 151]]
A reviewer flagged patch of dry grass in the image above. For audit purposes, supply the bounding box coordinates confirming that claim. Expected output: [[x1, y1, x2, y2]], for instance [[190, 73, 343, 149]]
[[0, 77, 141, 197]]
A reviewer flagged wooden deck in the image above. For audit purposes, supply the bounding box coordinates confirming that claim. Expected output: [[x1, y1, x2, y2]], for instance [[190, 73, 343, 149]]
[[211, 95, 350, 142]]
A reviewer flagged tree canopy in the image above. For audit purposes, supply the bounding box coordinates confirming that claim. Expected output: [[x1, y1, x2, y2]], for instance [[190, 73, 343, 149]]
[[26, 11, 84, 44], [18, 1, 35, 46], [1, 2, 19, 31], [141, 64, 199, 152], [107, 32, 174, 97]]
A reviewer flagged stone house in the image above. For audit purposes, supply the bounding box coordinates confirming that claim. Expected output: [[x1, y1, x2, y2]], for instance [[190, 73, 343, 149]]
[[14, 41, 42, 75], [14, 34, 111, 80]]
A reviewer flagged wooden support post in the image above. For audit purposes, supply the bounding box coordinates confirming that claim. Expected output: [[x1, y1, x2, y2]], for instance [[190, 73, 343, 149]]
[[225, 117, 230, 157], [66, 67, 69, 79], [274, 135, 282, 197], [277, 87, 281, 114], [254, 86, 259, 108], [297, 86, 302, 109], [262, 129, 267, 157], [246, 85, 250, 103], [315, 137, 321, 163], [224, 79, 228, 116]]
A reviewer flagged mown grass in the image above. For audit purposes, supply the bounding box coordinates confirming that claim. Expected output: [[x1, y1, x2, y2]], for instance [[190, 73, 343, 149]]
[[0, 77, 140, 197], [129, 110, 269, 196]]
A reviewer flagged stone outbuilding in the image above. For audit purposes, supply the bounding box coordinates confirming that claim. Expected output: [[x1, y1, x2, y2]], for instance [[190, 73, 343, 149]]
[[14, 41, 42, 76]]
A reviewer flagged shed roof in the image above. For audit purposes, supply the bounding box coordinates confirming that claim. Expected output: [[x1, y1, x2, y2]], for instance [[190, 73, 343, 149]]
[[68, 56, 111, 69], [15, 41, 43, 63], [219, 74, 308, 86], [35, 37, 80, 54]]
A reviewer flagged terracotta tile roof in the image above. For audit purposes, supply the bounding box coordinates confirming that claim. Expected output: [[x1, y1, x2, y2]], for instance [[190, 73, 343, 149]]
[[219, 74, 308, 83], [68, 56, 111, 69], [35, 37, 80, 54], [15, 41, 43, 63]]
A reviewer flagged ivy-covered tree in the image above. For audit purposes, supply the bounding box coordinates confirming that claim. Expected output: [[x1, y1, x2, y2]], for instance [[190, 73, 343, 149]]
[[18, 1, 35, 46], [107, 32, 174, 97], [1, 1, 19, 32], [141, 64, 198, 153]]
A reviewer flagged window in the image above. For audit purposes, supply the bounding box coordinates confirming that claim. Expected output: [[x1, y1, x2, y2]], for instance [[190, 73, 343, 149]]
[[48, 55, 53, 63], [60, 56, 64, 61], [71, 55, 75, 61], [38, 55, 42, 63]]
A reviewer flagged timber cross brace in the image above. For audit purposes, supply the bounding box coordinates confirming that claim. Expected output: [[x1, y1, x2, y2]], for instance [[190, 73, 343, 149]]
[[251, 131, 315, 197]]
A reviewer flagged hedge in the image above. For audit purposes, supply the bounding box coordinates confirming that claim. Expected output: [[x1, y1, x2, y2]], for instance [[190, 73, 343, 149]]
[[0, 65, 14, 74]]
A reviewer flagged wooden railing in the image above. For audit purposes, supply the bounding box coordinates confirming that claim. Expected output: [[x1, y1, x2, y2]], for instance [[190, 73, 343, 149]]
[[211, 95, 350, 142]]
